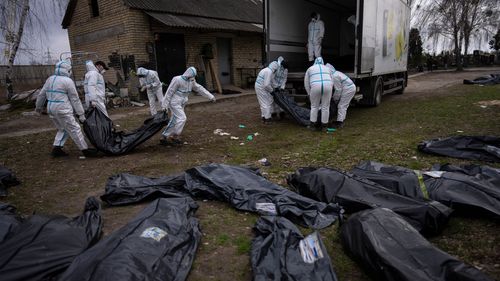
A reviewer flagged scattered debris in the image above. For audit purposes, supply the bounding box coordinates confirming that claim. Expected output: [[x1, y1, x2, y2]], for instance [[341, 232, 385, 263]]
[[258, 158, 271, 166], [476, 100, 500, 107], [0, 104, 12, 111], [21, 111, 39, 116], [130, 101, 145, 107], [240, 142, 245, 146], [247, 134, 254, 141], [213, 129, 230, 136], [327, 128, 336, 133], [456, 130, 464, 133], [254, 132, 260, 136], [238, 124, 246, 128], [10, 88, 41, 104], [230, 136, 239, 140]]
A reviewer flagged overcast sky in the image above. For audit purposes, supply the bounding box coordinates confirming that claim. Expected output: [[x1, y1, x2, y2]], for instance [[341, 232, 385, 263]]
[[1, 0, 70, 65]]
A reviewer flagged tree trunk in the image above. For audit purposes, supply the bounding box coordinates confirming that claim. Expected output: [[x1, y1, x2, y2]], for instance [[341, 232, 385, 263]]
[[454, 28, 463, 71], [5, 0, 30, 99]]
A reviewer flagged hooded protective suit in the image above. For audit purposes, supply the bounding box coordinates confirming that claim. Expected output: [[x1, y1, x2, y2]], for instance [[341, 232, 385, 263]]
[[326, 63, 356, 122], [307, 14, 325, 61], [304, 57, 333, 124], [35, 60, 88, 150], [255, 61, 279, 120], [137, 67, 163, 116], [271, 57, 287, 115], [84, 60, 108, 117], [161, 67, 215, 138], [272, 57, 288, 90]]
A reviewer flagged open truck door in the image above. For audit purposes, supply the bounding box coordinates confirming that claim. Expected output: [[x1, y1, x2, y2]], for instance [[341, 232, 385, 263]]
[[264, 0, 410, 106]]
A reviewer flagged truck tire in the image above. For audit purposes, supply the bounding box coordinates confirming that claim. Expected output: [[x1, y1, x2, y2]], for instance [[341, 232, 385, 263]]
[[363, 76, 383, 106]]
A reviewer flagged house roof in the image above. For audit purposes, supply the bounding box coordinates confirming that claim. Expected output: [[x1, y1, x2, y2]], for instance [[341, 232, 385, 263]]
[[62, 0, 263, 29], [147, 12, 262, 33], [123, 0, 263, 24]]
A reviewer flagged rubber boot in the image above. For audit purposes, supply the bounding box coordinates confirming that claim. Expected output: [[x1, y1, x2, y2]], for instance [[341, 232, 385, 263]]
[[263, 118, 272, 125], [332, 121, 344, 129], [307, 122, 319, 131], [321, 123, 329, 132], [160, 137, 173, 146], [51, 146, 69, 157], [81, 148, 98, 158]]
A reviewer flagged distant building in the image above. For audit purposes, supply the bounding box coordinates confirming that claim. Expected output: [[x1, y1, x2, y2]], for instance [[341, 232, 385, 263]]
[[62, 0, 263, 95]]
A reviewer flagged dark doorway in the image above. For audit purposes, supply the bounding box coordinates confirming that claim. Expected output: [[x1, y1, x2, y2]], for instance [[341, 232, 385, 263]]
[[216, 38, 232, 85], [155, 33, 186, 85]]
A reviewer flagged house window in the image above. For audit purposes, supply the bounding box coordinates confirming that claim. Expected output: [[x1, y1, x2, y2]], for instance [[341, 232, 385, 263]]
[[90, 0, 99, 17]]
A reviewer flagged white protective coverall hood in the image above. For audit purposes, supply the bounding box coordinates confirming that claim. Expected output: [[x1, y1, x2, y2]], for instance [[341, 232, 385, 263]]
[[255, 61, 279, 119], [307, 13, 325, 61], [326, 63, 356, 122], [161, 67, 214, 138], [272, 56, 288, 90], [84, 60, 108, 116], [137, 67, 164, 115], [35, 60, 88, 150], [304, 57, 334, 124]]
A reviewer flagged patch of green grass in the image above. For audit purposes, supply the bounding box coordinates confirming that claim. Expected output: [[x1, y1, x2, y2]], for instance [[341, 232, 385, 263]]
[[216, 234, 230, 246], [234, 235, 252, 255]]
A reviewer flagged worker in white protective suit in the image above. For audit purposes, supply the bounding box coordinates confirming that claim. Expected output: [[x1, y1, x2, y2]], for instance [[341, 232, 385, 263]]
[[254, 61, 279, 124], [304, 57, 333, 131], [84, 60, 109, 117], [271, 56, 288, 119], [160, 67, 215, 145], [307, 12, 325, 62], [137, 67, 164, 116], [35, 60, 97, 157], [326, 63, 356, 129]]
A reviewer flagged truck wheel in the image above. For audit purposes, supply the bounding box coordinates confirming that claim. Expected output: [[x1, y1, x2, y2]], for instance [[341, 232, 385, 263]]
[[365, 76, 383, 106]]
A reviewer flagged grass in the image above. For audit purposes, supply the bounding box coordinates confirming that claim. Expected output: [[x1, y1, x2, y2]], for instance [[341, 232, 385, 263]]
[[0, 82, 499, 280]]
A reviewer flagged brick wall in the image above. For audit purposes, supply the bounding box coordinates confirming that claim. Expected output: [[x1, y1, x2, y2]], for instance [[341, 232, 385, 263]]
[[66, 0, 153, 97], [231, 35, 263, 88]]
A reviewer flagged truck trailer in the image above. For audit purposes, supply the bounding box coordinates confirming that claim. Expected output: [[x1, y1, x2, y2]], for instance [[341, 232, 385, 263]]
[[264, 0, 410, 106]]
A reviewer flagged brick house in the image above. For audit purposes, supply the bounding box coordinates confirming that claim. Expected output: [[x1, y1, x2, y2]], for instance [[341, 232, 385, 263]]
[[62, 0, 263, 97]]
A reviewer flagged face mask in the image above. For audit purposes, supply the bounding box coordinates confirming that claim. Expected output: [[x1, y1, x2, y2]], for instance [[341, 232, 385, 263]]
[[68, 70, 72, 76], [100, 69, 106, 74]]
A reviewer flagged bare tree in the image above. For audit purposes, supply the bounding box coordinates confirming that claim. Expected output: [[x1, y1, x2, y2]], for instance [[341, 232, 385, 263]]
[[461, 0, 498, 56], [1, 0, 67, 99], [414, 0, 465, 70], [2, 0, 29, 99]]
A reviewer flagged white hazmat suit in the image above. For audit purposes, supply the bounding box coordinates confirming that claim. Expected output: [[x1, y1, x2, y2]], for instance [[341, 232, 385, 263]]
[[161, 67, 215, 139], [307, 14, 325, 61], [35, 60, 89, 151], [254, 61, 279, 120], [137, 67, 164, 116], [304, 57, 333, 125], [84, 60, 108, 117], [326, 63, 356, 123], [271, 57, 287, 115]]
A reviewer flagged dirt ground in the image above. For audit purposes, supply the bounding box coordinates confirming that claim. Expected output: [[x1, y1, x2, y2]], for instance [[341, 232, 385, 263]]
[[1, 67, 499, 280]]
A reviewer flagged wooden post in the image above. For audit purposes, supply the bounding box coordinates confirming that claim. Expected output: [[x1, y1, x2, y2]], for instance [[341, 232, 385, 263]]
[[208, 59, 222, 94]]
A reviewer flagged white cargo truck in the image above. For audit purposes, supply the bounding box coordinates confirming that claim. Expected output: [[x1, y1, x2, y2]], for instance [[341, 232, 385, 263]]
[[264, 0, 410, 106]]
